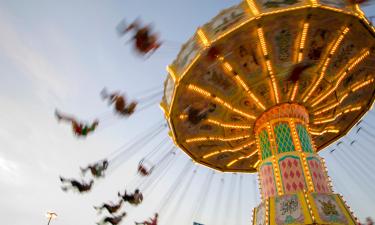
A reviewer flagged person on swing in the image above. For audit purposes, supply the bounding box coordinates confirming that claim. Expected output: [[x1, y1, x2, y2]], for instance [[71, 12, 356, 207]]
[[135, 213, 158, 225], [81, 159, 109, 178], [55, 110, 99, 137], [101, 88, 137, 116], [59, 176, 94, 193], [118, 189, 143, 205], [94, 199, 123, 214]]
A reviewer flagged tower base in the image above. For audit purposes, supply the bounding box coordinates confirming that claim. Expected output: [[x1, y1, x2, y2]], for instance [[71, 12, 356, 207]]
[[252, 191, 358, 225]]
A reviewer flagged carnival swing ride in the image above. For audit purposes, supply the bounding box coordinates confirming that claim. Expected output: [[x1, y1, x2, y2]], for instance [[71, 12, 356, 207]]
[[56, 0, 375, 224]]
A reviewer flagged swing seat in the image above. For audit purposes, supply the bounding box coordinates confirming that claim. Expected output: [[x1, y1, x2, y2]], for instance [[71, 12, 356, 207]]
[[138, 159, 154, 176]]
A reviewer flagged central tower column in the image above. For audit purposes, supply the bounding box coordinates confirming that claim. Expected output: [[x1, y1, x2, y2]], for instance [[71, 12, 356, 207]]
[[252, 103, 357, 225]]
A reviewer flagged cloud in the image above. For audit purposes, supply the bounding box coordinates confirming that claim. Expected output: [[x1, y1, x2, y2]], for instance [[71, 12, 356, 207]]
[[0, 154, 24, 186], [0, 8, 74, 105]]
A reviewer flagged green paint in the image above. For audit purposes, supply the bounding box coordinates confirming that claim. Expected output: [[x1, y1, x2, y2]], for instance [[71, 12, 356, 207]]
[[274, 123, 295, 153], [296, 124, 313, 153], [260, 129, 272, 160]]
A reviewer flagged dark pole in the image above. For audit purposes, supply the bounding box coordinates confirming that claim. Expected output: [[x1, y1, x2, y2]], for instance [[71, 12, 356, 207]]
[[47, 217, 52, 225], [46, 212, 57, 225]]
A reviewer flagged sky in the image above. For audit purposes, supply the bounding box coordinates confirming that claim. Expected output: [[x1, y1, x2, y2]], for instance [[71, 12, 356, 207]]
[[0, 0, 374, 225]]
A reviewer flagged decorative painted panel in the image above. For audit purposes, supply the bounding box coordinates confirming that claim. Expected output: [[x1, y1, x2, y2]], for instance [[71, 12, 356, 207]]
[[260, 129, 272, 160], [274, 123, 295, 153], [307, 157, 330, 193], [312, 193, 348, 224], [163, 75, 175, 108], [296, 124, 313, 153], [172, 36, 200, 75], [278, 156, 307, 194], [255, 202, 267, 225], [275, 194, 305, 225], [254, 0, 309, 14], [260, 162, 277, 198], [319, 0, 349, 9], [204, 2, 250, 40]]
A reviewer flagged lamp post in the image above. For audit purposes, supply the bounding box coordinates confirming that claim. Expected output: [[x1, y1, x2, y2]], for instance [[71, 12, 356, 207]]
[[46, 212, 57, 225]]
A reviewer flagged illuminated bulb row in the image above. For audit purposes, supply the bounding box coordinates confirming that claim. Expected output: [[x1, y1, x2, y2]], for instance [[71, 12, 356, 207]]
[[179, 114, 188, 120], [266, 60, 280, 104], [221, 61, 233, 73], [262, 5, 308, 16], [327, 176, 334, 191], [306, 123, 317, 152], [310, 129, 340, 136], [303, 59, 330, 103], [340, 194, 360, 224], [301, 152, 314, 192], [234, 76, 267, 110], [202, 140, 255, 159], [187, 84, 256, 119], [257, 28, 268, 56], [313, 106, 363, 124], [313, 103, 339, 116], [355, 4, 365, 16], [257, 173, 264, 200], [272, 156, 283, 195], [246, 0, 260, 15], [253, 160, 261, 169], [289, 119, 302, 151], [257, 27, 280, 104], [186, 134, 251, 143], [339, 93, 349, 104], [226, 150, 258, 167], [218, 57, 266, 110], [313, 77, 374, 116], [303, 189, 316, 222], [352, 78, 374, 92], [330, 27, 350, 55], [207, 118, 252, 129], [311, 50, 370, 107], [255, 137, 262, 161], [290, 81, 299, 102], [297, 23, 310, 62], [343, 106, 362, 113], [303, 27, 350, 103], [310, 0, 318, 7], [266, 123, 275, 154], [265, 200, 270, 225], [321, 5, 354, 14], [197, 28, 210, 48], [188, 84, 211, 96], [321, 158, 333, 192]]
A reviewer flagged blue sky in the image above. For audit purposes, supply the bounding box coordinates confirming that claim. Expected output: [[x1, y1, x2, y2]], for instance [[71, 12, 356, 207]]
[[0, 0, 374, 225]]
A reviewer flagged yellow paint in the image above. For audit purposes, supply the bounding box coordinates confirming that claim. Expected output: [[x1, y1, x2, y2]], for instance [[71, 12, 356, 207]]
[[311, 50, 370, 107], [207, 118, 252, 129], [310, 129, 340, 136], [166, 65, 178, 82], [202, 140, 255, 159], [186, 134, 251, 143], [246, 0, 260, 15], [226, 150, 258, 167], [303, 27, 350, 103], [289, 119, 302, 151], [188, 84, 256, 119], [197, 28, 210, 48]]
